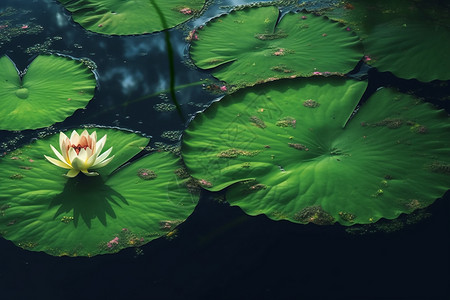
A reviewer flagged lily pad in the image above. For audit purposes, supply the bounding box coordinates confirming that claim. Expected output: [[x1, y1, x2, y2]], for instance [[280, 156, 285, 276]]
[[0, 128, 199, 256], [57, 0, 205, 35], [181, 77, 450, 225], [363, 21, 450, 82], [325, 0, 450, 82], [190, 6, 363, 88], [0, 55, 96, 131]]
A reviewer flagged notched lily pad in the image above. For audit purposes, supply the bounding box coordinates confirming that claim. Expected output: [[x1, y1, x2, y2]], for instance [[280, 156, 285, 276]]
[[57, 0, 206, 35], [0, 55, 96, 131], [190, 6, 363, 88], [181, 77, 450, 225], [0, 128, 199, 256]]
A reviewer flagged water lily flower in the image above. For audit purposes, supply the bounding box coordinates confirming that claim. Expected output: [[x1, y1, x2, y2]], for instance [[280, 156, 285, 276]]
[[44, 130, 114, 177]]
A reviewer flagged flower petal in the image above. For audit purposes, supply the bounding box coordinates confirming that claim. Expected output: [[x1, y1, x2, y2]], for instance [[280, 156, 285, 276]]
[[86, 147, 97, 167], [59, 132, 69, 150], [91, 155, 114, 169], [78, 148, 88, 162], [65, 169, 80, 178], [80, 129, 89, 138], [44, 155, 72, 169], [70, 130, 79, 145], [81, 170, 99, 176], [50, 144, 71, 167], [88, 131, 97, 150], [85, 147, 93, 160], [60, 134, 70, 163], [94, 134, 107, 156], [90, 131, 97, 143], [94, 147, 113, 165], [79, 135, 88, 148], [68, 147, 77, 163], [71, 156, 86, 171]]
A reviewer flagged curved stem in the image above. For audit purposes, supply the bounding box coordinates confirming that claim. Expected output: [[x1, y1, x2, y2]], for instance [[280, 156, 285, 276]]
[[150, 0, 185, 123]]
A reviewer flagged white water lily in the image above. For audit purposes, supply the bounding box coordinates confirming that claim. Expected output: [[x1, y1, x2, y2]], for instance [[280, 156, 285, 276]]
[[44, 130, 114, 177]]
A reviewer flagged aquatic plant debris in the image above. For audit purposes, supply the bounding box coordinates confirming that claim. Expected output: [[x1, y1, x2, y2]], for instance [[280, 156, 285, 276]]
[[0, 128, 199, 256], [0, 7, 44, 43], [0, 55, 96, 131], [57, 0, 206, 35], [190, 6, 363, 88], [181, 77, 450, 225]]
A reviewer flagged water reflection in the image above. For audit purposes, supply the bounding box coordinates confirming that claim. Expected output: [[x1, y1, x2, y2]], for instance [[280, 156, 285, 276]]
[[123, 35, 167, 57], [54, 9, 70, 28], [100, 66, 150, 95], [0, 0, 221, 147]]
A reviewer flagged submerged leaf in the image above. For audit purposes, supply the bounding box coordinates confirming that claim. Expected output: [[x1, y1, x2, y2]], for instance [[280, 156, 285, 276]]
[[363, 21, 450, 82], [181, 77, 450, 225], [0, 128, 199, 256], [190, 6, 363, 88], [57, 0, 206, 35], [325, 0, 450, 82], [0, 55, 96, 131]]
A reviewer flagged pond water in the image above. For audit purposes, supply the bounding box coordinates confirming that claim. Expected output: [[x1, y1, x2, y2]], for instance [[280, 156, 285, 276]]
[[0, 0, 449, 299]]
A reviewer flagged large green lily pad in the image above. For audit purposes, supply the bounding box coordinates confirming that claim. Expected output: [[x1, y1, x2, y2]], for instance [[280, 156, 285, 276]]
[[325, 0, 450, 82], [57, 0, 205, 35], [0, 55, 96, 131], [181, 77, 450, 225], [190, 6, 363, 88], [0, 128, 199, 256]]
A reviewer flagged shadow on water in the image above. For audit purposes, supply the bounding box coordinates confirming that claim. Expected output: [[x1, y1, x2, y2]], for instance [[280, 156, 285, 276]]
[[49, 175, 127, 228]]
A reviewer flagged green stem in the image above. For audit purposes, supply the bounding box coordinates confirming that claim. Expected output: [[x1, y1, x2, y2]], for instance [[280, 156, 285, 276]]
[[150, 0, 185, 123]]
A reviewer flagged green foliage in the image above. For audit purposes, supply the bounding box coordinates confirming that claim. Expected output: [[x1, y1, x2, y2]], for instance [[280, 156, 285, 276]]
[[0, 128, 198, 256], [326, 0, 450, 82], [363, 22, 450, 82], [57, 0, 205, 35], [0, 55, 96, 131], [181, 77, 450, 225], [190, 6, 363, 88]]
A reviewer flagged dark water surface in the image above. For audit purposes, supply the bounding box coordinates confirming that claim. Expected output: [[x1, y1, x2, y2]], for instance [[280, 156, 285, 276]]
[[0, 1, 449, 299]]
